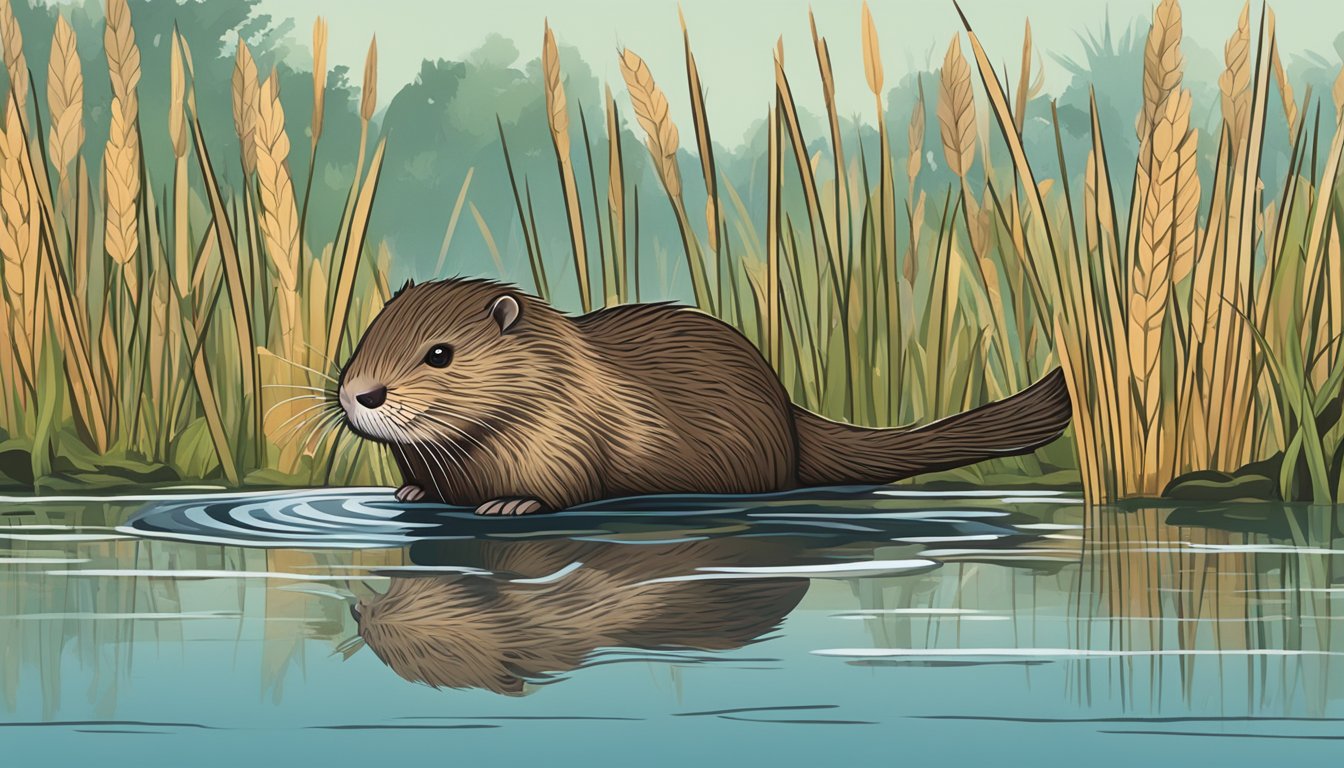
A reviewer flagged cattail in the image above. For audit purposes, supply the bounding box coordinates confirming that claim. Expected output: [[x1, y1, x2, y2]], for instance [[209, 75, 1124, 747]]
[[46, 15, 83, 186], [361, 36, 378, 122], [543, 21, 590, 311], [937, 35, 976, 178], [1138, 0, 1183, 148], [254, 69, 301, 347], [1219, 2, 1251, 158], [618, 48, 681, 200], [0, 0, 28, 116], [311, 17, 328, 152], [232, 41, 259, 175]]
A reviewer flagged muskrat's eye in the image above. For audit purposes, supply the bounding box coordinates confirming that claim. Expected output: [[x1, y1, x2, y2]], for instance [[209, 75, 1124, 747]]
[[423, 344, 453, 368]]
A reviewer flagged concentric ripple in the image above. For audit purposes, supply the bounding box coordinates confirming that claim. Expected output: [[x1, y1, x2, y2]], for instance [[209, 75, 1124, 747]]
[[117, 486, 1039, 548], [120, 488, 440, 548]]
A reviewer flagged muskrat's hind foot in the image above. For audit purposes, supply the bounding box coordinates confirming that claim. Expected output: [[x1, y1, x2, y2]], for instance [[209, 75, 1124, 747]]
[[475, 498, 546, 516], [394, 484, 426, 503]]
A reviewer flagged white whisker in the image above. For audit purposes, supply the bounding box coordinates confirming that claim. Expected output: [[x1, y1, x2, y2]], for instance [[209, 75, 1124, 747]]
[[263, 383, 335, 395], [265, 393, 328, 420], [271, 400, 341, 443], [261, 350, 339, 384]]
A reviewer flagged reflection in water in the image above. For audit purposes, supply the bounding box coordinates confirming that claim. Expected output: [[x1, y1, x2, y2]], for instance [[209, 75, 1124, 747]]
[[1076, 505, 1342, 714], [354, 540, 809, 694], [1, 492, 1342, 732]]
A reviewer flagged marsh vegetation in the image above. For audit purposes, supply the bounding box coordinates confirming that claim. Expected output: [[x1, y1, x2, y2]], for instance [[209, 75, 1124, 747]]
[[0, 0, 1342, 503]]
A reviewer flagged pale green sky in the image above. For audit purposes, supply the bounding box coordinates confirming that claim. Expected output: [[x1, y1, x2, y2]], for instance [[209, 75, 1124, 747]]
[[258, 0, 1342, 143]]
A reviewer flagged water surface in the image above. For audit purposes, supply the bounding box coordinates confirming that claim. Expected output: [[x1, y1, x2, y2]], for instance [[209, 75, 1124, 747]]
[[2, 487, 1341, 766]]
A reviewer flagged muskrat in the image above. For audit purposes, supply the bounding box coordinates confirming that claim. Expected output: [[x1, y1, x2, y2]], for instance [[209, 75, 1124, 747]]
[[337, 278, 1071, 515], [350, 538, 809, 694]]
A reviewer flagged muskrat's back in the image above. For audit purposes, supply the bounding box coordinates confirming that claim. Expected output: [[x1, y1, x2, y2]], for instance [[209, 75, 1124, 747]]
[[575, 303, 798, 499], [337, 278, 1071, 514]]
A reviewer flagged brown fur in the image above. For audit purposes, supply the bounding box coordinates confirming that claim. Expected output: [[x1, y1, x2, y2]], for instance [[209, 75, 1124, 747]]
[[338, 278, 1071, 510], [352, 539, 807, 694]]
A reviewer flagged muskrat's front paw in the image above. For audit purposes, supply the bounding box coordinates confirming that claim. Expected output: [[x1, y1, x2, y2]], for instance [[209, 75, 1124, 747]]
[[475, 498, 546, 516], [394, 484, 426, 503]]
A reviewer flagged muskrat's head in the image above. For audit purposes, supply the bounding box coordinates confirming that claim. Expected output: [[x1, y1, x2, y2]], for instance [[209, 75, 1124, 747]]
[[337, 278, 561, 446], [351, 576, 540, 695]]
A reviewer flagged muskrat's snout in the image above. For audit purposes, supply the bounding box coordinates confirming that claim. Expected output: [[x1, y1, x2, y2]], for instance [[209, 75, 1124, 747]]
[[339, 380, 387, 411], [353, 386, 387, 409], [339, 373, 399, 442]]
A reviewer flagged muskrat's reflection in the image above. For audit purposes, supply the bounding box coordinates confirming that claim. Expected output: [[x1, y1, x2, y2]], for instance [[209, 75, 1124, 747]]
[[350, 538, 809, 695]]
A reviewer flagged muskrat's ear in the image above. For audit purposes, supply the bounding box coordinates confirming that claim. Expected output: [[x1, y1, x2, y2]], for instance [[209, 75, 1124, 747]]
[[488, 294, 521, 334]]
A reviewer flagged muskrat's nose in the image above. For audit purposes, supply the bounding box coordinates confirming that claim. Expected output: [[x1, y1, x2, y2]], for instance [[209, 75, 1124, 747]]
[[354, 386, 387, 409]]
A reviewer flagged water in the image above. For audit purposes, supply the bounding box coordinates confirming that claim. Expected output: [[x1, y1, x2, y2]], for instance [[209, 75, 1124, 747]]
[[2, 487, 1342, 766]]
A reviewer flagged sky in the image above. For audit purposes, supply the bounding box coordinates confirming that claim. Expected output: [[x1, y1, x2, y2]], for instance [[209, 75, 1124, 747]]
[[254, 0, 1344, 145]]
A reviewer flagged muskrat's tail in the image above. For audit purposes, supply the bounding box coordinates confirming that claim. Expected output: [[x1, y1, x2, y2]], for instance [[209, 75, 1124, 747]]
[[792, 368, 1072, 486]]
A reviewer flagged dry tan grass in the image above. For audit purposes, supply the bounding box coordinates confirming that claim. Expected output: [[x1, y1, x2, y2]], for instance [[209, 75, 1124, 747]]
[[860, 1, 882, 105], [618, 46, 714, 310], [604, 85, 626, 301], [543, 21, 591, 311], [1219, 3, 1251, 159], [254, 69, 305, 470], [906, 82, 925, 193], [1138, 0, 1184, 150], [231, 41, 259, 176], [102, 96, 140, 297], [1013, 21, 1042, 132], [937, 35, 976, 179], [0, 0, 28, 116], [104, 0, 141, 122], [324, 137, 386, 367], [618, 49, 680, 200], [102, 0, 142, 301], [0, 99, 36, 384], [1334, 65, 1344, 122], [311, 17, 328, 151], [764, 104, 781, 366], [680, 11, 720, 261], [254, 69, 301, 348], [361, 37, 378, 122], [1130, 89, 1198, 491], [46, 16, 83, 182], [808, 11, 846, 251], [1267, 9, 1297, 132], [169, 31, 190, 297]]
